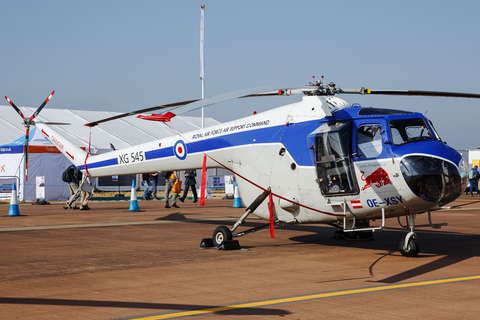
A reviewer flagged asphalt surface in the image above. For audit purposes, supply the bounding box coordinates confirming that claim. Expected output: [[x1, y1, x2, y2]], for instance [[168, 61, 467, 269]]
[[1, 195, 480, 319]]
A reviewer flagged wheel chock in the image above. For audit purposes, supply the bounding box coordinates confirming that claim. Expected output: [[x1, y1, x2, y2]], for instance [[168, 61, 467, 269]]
[[218, 240, 241, 250], [199, 238, 215, 249]]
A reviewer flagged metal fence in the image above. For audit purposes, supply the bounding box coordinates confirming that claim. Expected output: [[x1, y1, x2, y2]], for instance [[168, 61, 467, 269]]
[[0, 176, 20, 200]]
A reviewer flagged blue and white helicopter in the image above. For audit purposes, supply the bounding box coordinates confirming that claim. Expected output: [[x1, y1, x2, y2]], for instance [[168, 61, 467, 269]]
[[6, 78, 480, 257]]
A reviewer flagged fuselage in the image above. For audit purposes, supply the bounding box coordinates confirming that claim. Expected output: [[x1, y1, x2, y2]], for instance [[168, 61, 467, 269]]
[[35, 95, 467, 224]]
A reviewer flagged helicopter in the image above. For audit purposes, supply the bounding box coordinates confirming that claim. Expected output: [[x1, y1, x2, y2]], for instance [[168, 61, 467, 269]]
[[6, 77, 480, 257]]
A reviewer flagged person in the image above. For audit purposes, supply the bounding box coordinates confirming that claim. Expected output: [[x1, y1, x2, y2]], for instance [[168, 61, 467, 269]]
[[179, 169, 198, 203], [151, 172, 159, 200], [141, 172, 151, 200], [64, 164, 80, 209], [63, 165, 91, 210], [163, 171, 180, 208], [77, 171, 92, 210], [469, 164, 480, 197]]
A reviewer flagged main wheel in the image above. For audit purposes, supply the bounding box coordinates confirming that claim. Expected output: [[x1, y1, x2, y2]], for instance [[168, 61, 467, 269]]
[[213, 226, 232, 248], [399, 238, 420, 257]]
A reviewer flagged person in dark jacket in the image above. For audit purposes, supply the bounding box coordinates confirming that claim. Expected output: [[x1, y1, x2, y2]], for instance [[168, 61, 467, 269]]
[[179, 170, 198, 203], [63, 165, 91, 210], [64, 164, 79, 209], [151, 172, 159, 199], [469, 164, 480, 197]]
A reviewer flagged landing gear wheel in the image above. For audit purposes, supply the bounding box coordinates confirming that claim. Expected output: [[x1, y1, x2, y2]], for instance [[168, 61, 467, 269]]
[[399, 238, 420, 257], [213, 226, 232, 248]]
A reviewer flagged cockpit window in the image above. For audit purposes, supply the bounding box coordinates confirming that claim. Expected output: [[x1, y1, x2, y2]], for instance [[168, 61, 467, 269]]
[[389, 118, 433, 146], [357, 124, 382, 158]]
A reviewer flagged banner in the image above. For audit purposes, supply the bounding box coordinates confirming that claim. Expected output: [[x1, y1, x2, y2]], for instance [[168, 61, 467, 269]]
[[0, 178, 16, 194], [224, 175, 234, 194], [36, 176, 45, 200]]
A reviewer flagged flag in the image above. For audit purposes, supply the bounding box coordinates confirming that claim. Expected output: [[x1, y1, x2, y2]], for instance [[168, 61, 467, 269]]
[[350, 200, 363, 209], [200, 5, 205, 80]]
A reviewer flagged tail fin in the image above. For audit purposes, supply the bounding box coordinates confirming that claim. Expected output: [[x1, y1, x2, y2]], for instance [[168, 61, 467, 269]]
[[34, 121, 88, 167]]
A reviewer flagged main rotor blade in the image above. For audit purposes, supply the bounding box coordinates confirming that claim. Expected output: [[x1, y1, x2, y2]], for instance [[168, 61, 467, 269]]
[[340, 88, 480, 99], [171, 85, 302, 116], [30, 91, 55, 120], [44, 122, 70, 125], [85, 99, 200, 127], [5, 96, 25, 119], [85, 85, 304, 126]]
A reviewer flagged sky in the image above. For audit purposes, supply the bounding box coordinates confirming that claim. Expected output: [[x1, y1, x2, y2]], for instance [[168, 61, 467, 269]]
[[1, 0, 480, 150]]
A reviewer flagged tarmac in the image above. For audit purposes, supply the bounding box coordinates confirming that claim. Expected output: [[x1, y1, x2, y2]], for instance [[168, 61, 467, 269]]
[[1, 194, 480, 319]]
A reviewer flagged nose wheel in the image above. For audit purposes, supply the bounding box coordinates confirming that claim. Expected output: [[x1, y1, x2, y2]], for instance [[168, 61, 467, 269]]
[[399, 236, 420, 257]]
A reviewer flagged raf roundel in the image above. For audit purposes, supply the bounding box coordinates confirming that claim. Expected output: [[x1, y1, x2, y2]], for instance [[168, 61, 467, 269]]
[[174, 140, 187, 160]]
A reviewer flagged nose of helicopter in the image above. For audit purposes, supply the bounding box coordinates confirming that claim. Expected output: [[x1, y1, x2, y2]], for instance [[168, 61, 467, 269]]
[[400, 155, 468, 206]]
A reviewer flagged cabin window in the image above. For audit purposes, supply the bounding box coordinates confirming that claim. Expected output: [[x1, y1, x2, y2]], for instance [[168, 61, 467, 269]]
[[357, 124, 382, 159], [389, 118, 433, 146], [308, 121, 359, 196]]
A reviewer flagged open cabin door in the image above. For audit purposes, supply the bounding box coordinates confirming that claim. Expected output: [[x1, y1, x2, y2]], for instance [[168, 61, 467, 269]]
[[308, 120, 359, 197]]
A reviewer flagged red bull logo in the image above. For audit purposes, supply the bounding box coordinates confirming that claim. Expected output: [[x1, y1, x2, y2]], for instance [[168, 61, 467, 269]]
[[361, 167, 393, 191]]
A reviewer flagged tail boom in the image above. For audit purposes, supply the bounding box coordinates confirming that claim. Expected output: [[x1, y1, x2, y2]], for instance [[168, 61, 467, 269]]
[[34, 121, 88, 167]]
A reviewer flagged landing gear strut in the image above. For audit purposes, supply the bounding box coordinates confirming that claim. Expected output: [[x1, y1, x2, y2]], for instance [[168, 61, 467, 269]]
[[207, 190, 272, 249], [396, 209, 448, 257]]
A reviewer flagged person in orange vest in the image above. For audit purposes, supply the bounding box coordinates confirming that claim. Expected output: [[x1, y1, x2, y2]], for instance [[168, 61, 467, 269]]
[[163, 171, 180, 208]]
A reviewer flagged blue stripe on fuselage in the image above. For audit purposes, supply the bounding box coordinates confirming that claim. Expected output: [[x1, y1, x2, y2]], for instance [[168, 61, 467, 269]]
[[78, 157, 118, 171], [145, 147, 174, 160]]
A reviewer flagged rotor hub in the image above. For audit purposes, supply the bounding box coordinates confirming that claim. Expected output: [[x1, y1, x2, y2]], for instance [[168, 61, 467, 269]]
[[304, 77, 339, 96]]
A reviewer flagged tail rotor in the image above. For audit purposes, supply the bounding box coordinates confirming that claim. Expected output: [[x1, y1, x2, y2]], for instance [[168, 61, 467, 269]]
[[4, 91, 55, 181]]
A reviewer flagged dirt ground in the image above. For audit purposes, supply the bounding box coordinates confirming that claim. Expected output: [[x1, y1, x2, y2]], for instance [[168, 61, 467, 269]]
[[1, 195, 480, 319]]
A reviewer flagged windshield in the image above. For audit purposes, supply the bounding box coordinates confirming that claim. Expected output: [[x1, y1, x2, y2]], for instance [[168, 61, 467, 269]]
[[389, 118, 433, 146], [427, 118, 442, 141]]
